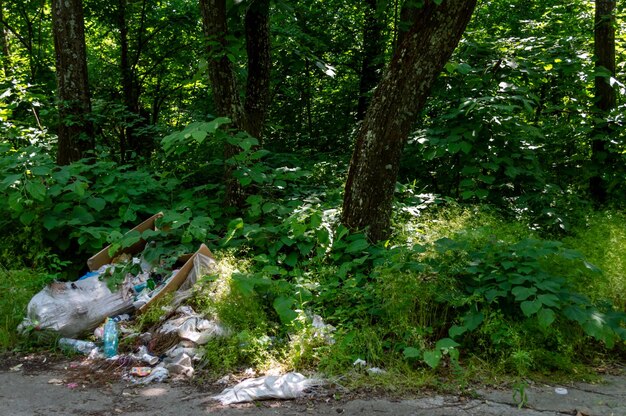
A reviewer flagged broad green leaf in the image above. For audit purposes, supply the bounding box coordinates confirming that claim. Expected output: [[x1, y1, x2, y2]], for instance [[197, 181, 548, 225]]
[[19, 210, 36, 225], [345, 238, 369, 253], [537, 307, 555, 328], [520, 299, 542, 317], [462, 310, 484, 330], [30, 166, 51, 176], [537, 294, 560, 307], [403, 347, 421, 359], [512, 286, 536, 301], [25, 181, 46, 201], [423, 349, 442, 369], [191, 129, 208, 143], [273, 296, 298, 323], [86, 197, 106, 212], [436, 338, 460, 350], [448, 325, 467, 338], [0, 174, 21, 189]]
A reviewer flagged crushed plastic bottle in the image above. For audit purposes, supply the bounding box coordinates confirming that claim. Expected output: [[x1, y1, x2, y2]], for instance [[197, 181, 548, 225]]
[[103, 318, 119, 358], [58, 338, 98, 354]]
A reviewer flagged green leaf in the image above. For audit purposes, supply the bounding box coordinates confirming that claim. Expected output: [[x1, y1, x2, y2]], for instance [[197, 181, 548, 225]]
[[86, 197, 106, 212], [462, 310, 484, 330], [191, 129, 208, 143], [537, 307, 555, 328], [284, 251, 298, 267], [512, 286, 536, 301], [537, 294, 560, 308], [403, 347, 421, 359], [435, 338, 460, 350], [448, 325, 467, 338], [563, 305, 588, 324], [273, 296, 298, 323], [456, 62, 472, 74], [0, 174, 21, 190], [423, 349, 442, 369], [520, 299, 542, 317], [19, 210, 36, 225], [69, 206, 95, 225], [30, 166, 51, 176], [345, 238, 369, 253], [25, 181, 46, 201]]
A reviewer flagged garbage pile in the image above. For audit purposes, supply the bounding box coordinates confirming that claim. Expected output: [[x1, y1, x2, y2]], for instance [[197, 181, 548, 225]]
[[17, 213, 227, 384], [17, 213, 325, 401]]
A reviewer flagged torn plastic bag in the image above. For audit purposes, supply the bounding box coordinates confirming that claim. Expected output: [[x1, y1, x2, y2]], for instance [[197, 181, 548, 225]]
[[20, 275, 134, 338], [158, 306, 229, 344], [212, 372, 323, 405], [178, 253, 216, 291]]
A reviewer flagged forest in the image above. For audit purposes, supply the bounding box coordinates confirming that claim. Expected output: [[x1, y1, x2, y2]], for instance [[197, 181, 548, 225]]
[[1, 0, 625, 386]]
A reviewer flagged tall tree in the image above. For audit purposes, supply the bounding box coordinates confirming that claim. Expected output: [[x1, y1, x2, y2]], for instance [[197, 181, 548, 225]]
[[51, 0, 93, 165], [356, 0, 386, 120], [589, 0, 616, 204], [199, 0, 271, 206], [342, 0, 477, 242], [244, 0, 271, 140]]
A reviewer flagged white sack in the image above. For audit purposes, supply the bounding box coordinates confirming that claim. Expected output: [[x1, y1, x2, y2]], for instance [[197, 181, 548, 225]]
[[212, 372, 322, 405]]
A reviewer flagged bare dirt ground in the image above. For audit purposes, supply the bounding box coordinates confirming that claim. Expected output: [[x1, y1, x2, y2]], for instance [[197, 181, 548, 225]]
[[1, 353, 624, 416]]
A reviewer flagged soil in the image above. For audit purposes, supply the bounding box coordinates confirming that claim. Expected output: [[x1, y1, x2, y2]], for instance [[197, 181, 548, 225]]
[[1, 352, 625, 416]]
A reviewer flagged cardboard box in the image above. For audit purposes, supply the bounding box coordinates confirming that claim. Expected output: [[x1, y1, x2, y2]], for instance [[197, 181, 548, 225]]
[[87, 213, 214, 313], [87, 212, 164, 271]]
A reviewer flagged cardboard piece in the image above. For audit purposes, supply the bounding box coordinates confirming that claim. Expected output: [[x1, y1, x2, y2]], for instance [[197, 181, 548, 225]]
[[87, 212, 164, 271], [137, 243, 213, 313], [87, 212, 214, 313]]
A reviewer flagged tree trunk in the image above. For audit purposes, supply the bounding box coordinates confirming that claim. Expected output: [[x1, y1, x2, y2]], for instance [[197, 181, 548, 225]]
[[589, 0, 616, 204], [200, 0, 272, 206], [51, 0, 93, 165], [200, 0, 249, 207], [356, 0, 386, 120], [244, 0, 271, 140], [342, 0, 477, 242]]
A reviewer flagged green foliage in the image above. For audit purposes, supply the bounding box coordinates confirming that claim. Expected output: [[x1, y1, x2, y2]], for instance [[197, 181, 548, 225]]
[[0, 268, 55, 350], [442, 238, 626, 347]]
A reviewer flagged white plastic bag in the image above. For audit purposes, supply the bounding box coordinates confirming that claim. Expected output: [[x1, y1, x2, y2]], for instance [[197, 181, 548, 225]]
[[212, 372, 323, 405], [20, 275, 133, 337]]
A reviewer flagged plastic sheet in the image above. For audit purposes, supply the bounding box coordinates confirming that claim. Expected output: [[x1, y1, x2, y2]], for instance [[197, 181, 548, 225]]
[[19, 275, 133, 338], [158, 306, 229, 344], [179, 253, 216, 291], [212, 372, 323, 405]]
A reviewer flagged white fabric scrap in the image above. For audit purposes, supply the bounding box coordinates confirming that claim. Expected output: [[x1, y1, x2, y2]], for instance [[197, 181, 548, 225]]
[[212, 372, 322, 405]]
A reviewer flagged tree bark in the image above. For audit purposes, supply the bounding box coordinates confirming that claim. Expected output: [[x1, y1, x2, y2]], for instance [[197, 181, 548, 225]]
[[200, 0, 249, 206], [356, 0, 386, 120], [342, 0, 477, 242], [200, 0, 272, 206], [589, 0, 616, 204], [244, 0, 271, 140], [51, 0, 94, 165]]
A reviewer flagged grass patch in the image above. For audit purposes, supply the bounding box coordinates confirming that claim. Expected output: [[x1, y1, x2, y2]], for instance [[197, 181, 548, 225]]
[[0, 268, 55, 350]]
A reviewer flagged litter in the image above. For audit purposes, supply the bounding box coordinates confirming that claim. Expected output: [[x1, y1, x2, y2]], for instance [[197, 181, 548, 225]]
[[19, 276, 133, 338], [132, 366, 169, 384], [212, 372, 323, 405], [158, 305, 229, 344], [58, 338, 98, 355], [555, 387, 568, 395], [353, 358, 367, 367]]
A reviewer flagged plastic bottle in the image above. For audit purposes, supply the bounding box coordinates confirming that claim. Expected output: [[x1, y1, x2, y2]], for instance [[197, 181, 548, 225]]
[[58, 338, 97, 354], [103, 318, 119, 358]]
